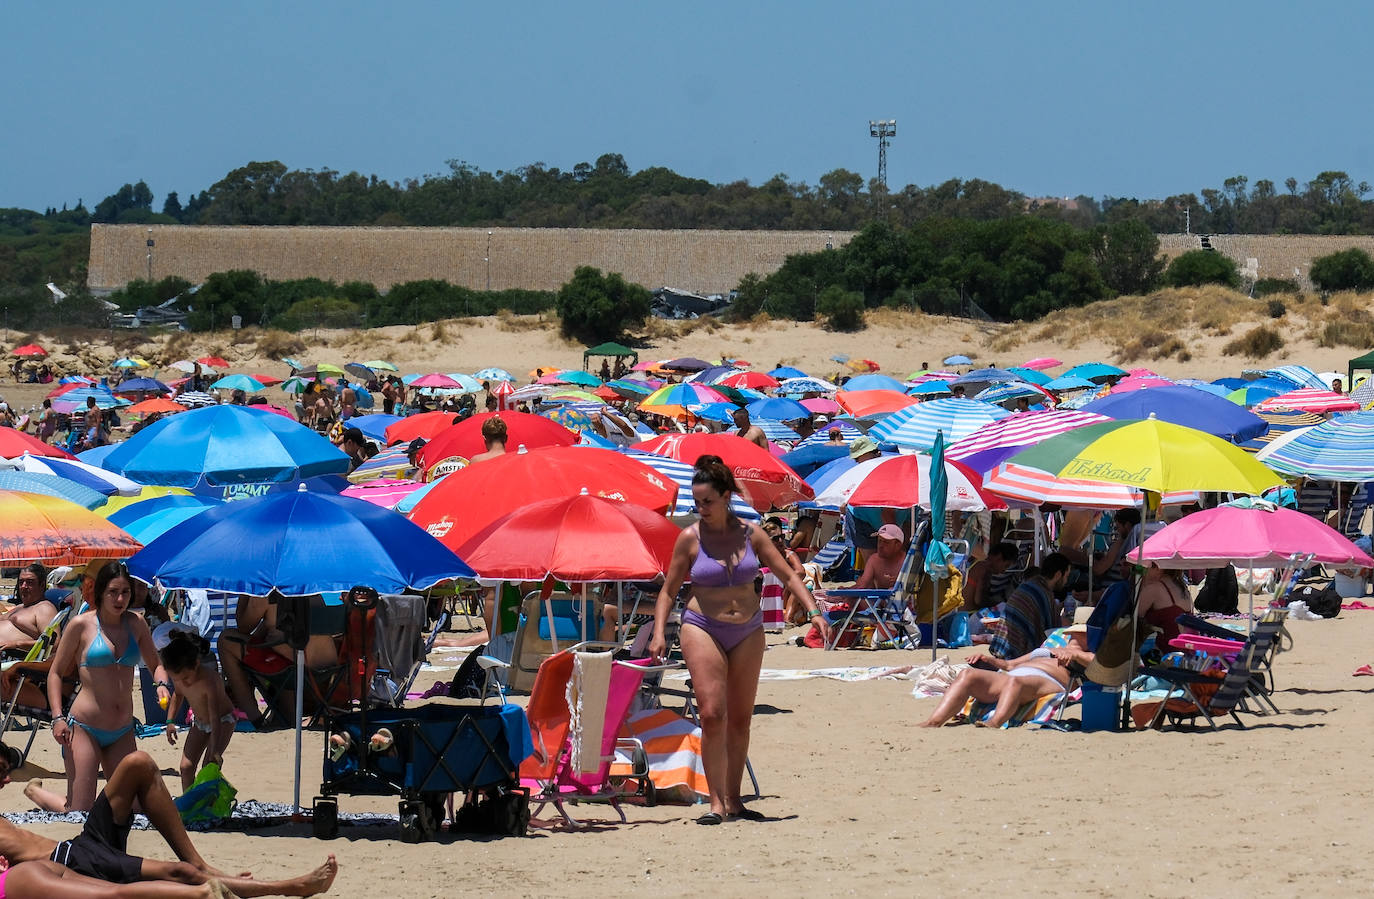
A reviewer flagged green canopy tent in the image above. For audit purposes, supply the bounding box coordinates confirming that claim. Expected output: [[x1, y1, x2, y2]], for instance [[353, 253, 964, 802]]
[[1348, 350, 1374, 389], [583, 341, 639, 371]]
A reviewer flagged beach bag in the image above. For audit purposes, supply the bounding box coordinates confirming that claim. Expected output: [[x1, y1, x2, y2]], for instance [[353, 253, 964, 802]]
[[174, 762, 237, 826], [1289, 582, 1341, 619]]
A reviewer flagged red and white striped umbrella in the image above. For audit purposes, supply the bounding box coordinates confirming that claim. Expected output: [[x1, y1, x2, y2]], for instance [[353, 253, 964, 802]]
[[812, 454, 1004, 512], [1255, 388, 1360, 414], [946, 410, 1110, 474], [984, 462, 1199, 509]]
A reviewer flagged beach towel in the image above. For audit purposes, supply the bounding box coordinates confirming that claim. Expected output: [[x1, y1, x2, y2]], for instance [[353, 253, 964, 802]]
[[611, 708, 708, 799], [759, 568, 786, 631], [174, 762, 237, 826], [567, 650, 612, 775]]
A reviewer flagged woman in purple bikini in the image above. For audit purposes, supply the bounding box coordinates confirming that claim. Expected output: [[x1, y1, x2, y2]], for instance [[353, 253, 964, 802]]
[[650, 455, 830, 824]]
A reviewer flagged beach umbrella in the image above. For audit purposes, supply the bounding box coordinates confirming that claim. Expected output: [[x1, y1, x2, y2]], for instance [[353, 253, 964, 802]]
[[1043, 374, 1099, 393], [845, 359, 881, 373], [1021, 357, 1062, 371], [799, 397, 842, 415], [946, 409, 1111, 474], [1256, 410, 1374, 482], [778, 377, 838, 394], [983, 463, 1200, 509], [170, 360, 215, 375], [950, 368, 1020, 395], [173, 391, 218, 408], [346, 445, 414, 484], [363, 359, 398, 372], [639, 383, 729, 416], [1079, 385, 1269, 443], [106, 495, 223, 544], [542, 389, 605, 405], [125, 397, 188, 418], [868, 397, 1012, 451], [829, 354, 850, 364], [1255, 388, 1360, 415], [835, 389, 918, 419], [541, 406, 596, 432], [0, 453, 141, 497], [340, 478, 429, 510], [974, 381, 1055, 407], [752, 420, 802, 444], [663, 357, 713, 372], [635, 432, 813, 511], [209, 374, 265, 393], [547, 369, 603, 388], [1108, 374, 1174, 393], [343, 363, 376, 381], [745, 397, 811, 421], [613, 448, 759, 521], [347, 413, 402, 443], [417, 412, 578, 475], [769, 366, 809, 379], [489, 379, 516, 411], [924, 431, 952, 658], [1238, 409, 1327, 453], [410, 373, 463, 389], [408, 445, 679, 551], [778, 443, 850, 478], [383, 411, 458, 446], [294, 363, 345, 379], [1348, 379, 1374, 408], [11, 344, 47, 357], [844, 373, 907, 393], [0, 429, 73, 460], [1173, 380, 1231, 398], [1062, 362, 1126, 383], [58, 375, 95, 385], [197, 356, 230, 368], [1006, 367, 1053, 386], [606, 379, 654, 398], [112, 357, 145, 370], [281, 357, 304, 371], [1142, 503, 1374, 570], [102, 404, 350, 489], [0, 490, 142, 564], [717, 371, 779, 390], [456, 492, 682, 583], [473, 367, 515, 382], [686, 366, 737, 385], [97, 485, 196, 517], [907, 381, 954, 398], [943, 354, 972, 366], [1211, 377, 1248, 391], [795, 421, 865, 447], [279, 377, 310, 395], [1225, 384, 1282, 407], [0, 470, 107, 509], [812, 453, 1002, 512], [687, 402, 740, 424], [1265, 365, 1330, 390]]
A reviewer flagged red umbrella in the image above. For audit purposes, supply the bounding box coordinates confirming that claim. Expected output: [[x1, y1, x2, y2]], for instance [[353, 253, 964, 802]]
[[717, 371, 780, 390], [12, 344, 47, 357], [491, 379, 515, 411], [197, 356, 230, 368], [634, 432, 813, 511], [844, 454, 1005, 511], [417, 412, 576, 475], [384, 411, 459, 446], [835, 389, 918, 418], [0, 429, 74, 460], [253, 373, 285, 386], [407, 445, 678, 552], [456, 492, 681, 582], [1256, 388, 1360, 414]]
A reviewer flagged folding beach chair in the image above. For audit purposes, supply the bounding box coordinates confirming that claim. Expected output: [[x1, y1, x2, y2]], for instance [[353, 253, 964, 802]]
[[371, 593, 442, 706], [1138, 642, 1264, 730], [822, 534, 925, 650], [504, 587, 596, 694], [0, 606, 76, 763]]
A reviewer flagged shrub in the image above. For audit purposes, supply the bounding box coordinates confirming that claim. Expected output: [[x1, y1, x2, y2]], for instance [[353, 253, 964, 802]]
[[1253, 277, 1299, 298], [1222, 325, 1284, 357], [556, 266, 652, 343], [1162, 250, 1240, 289], [273, 297, 361, 332], [1266, 299, 1287, 318], [815, 285, 866, 331], [1310, 248, 1374, 292]]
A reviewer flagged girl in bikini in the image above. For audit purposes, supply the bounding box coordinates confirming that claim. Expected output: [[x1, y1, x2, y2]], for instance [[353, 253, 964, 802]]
[[650, 455, 831, 824], [32, 562, 164, 813], [158, 630, 236, 792]]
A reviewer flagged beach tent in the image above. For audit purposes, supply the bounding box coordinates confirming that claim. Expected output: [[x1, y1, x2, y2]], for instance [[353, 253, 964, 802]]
[[1348, 349, 1374, 389], [583, 341, 639, 370]]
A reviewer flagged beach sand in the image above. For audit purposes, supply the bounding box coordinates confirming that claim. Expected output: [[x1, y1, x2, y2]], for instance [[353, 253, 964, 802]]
[[4, 610, 1371, 898]]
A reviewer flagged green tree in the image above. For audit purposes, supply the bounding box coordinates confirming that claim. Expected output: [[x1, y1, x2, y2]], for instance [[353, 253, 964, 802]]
[[189, 269, 266, 330], [556, 266, 651, 343], [1162, 250, 1240, 288], [726, 272, 767, 321], [1092, 219, 1164, 295], [815, 285, 865, 331], [1310, 247, 1374, 292]]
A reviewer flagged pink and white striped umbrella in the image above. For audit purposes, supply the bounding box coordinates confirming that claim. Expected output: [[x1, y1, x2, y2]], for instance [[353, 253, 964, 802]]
[[341, 478, 428, 509], [946, 409, 1110, 474], [1255, 388, 1360, 414], [985, 462, 1199, 509]]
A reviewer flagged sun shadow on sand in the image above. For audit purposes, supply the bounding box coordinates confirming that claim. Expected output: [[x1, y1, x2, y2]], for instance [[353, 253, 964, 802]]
[[1281, 687, 1368, 696]]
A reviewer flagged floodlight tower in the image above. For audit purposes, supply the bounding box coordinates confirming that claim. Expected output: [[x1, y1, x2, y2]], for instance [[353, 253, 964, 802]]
[[869, 119, 896, 191]]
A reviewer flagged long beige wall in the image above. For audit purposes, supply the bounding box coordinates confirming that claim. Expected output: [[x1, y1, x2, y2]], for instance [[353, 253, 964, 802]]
[[1157, 233, 1374, 287], [88, 225, 854, 295]]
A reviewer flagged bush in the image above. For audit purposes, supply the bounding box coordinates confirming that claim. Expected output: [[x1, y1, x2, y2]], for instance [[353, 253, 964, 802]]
[[1162, 250, 1240, 289], [556, 266, 652, 343], [815, 285, 865, 331], [1310, 247, 1374, 292], [1266, 299, 1287, 318], [273, 297, 362, 331], [1222, 325, 1284, 357], [1253, 277, 1299, 298]]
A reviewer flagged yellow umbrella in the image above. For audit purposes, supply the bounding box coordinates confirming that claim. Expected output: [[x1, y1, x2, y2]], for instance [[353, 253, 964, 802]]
[[97, 485, 195, 517]]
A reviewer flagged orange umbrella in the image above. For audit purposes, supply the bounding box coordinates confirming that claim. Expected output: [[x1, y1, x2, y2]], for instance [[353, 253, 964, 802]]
[[197, 356, 230, 368], [0, 490, 142, 564], [253, 373, 285, 386], [835, 389, 919, 418], [127, 397, 189, 417]]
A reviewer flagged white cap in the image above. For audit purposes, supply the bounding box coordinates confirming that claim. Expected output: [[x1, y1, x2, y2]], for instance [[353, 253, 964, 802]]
[[152, 621, 200, 651]]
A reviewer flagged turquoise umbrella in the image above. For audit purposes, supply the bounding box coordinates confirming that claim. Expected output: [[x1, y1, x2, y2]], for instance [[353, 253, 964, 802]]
[[924, 429, 950, 659], [211, 374, 266, 392]]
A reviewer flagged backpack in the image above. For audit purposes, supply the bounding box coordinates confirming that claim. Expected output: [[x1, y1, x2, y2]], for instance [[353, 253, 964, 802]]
[[1290, 582, 1342, 619]]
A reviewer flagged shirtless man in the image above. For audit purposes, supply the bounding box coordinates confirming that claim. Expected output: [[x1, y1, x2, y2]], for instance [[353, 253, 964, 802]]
[[0, 747, 336, 896], [730, 408, 769, 450], [0, 565, 60, 654], [468, 416, 508, 463], [854, 525, 907, 591]]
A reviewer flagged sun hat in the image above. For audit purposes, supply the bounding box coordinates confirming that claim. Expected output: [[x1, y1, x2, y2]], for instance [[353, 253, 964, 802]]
[[848, 435, 879, 460], [876, 524, 904, 541]]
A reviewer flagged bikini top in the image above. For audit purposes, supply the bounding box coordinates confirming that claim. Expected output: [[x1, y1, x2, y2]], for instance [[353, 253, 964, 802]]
[[83, 619, 140, 669], [690, 531, 760, 588]]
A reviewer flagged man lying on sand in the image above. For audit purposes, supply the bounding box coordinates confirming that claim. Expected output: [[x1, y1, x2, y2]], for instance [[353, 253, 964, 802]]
[[0, 745, 335, 897]]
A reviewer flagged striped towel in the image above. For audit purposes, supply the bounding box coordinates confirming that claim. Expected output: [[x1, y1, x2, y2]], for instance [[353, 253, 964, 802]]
[[759, 568, 785, 631], [611, 708, 708, 798], [962, 690, 1066, 728], [566, 650, 613, 775]]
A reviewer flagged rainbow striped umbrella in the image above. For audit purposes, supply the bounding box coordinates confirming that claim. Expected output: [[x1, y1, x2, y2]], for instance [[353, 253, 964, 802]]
[[638, 383, 728, 415]]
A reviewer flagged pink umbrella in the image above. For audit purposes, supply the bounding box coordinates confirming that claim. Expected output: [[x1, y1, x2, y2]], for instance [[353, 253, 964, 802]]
[[341, 478, 428, 509], [411, 373, 462, 389], [1021, 357, 1062, 370], [800, 397, 842, 414], [1141, 503, 1374, 569], [1110, 374, 1174, 393], [1255, 388, 1360, 415], [257, 403, 296, 419]]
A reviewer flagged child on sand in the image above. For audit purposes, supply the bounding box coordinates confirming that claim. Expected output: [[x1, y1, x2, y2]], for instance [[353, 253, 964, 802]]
[[158, 628, 236, 791]]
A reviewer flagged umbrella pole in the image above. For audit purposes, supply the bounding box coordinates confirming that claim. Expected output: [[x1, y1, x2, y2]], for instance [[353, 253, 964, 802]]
[[1123, 497, 1149, 731], [293, 647, 305, 815]]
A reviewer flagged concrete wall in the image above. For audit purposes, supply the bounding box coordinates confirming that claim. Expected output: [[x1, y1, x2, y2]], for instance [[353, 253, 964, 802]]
[[88, 225, 854, 295], [1157, 233, 1374, 287]]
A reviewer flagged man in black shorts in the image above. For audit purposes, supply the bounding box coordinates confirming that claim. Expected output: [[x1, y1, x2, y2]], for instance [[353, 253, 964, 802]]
[[0, 745, 336, 896]]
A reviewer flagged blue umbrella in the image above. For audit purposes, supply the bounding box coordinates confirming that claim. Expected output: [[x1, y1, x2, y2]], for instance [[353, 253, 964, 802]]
[[943, 354, 973, 366], [753, 419, 802, 443], [1043, 374, 1099, 392], [868, 398, 1012, 451], [116, 377, 171, 393], [1258, 410, 1374, 481], [0, 470, 108, 509], [770, 366, 809, 379], [1265, 365, 1329, 390], [690, 366, 738, 385], [0, 454, 141, 496], [1080, 385, 1269, 442], [473, 367, 515, 382], [1210, 377, 1248, 390], [103, 404, 350, 488], [974, 381, 1050, 406], [1006, 367, 1052, 386], [689, 402, 740, 424], [348, 413, 402, 443], [745, 397, 811, 421], [924, 430, 950, 656], [907, 381, 954, 397], [107, 496, 222, 544], [950, 367, 1019, 388], [57, 388, 126, 410], [779, 443, 850, 477], [1062, 362, 1126, 383], [844, 373, 908, 393], [778, 377, 837, 394], [77, 444, 119, 468], [606, 379, 653, 397], [208, 374, 265, 392], [112, 358, 143, 370], [795, 421, 865, 447]]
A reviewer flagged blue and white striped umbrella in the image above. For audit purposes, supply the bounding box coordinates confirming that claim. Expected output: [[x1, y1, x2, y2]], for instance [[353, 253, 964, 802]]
[[753, 419, 802, 444], [614, 448, 760, 521], [777, 377, 838, 394], [795, 421, 865, 447], [1256, 410, 1374, 481], [0, 453, 142, 496], [1265, 365, 1329, 391], [0, 470, 108, 509], [868, 397, 1012, 451], [973, 381, 1050, 406]]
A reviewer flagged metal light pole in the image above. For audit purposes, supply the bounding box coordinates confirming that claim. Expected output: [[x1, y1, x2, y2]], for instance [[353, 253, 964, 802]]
[[485, 230, 492, 291], [869, 119, 896, 192]]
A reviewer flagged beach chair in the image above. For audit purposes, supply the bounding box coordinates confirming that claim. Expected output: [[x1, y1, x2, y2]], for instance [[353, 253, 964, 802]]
[[822, 532, 926, 650], [227, 601, 348, 728], [0, 606, 76, 763], [371, 593, 442, 706], [504, 588, 596, 694], [810, 535, 854, 581], [519, 646, 653, 827], [1138, 641, 1264, 730]]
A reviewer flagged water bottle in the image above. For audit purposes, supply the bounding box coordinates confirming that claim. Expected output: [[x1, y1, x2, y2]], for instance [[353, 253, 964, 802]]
[[1062, 592, 1079, 626]]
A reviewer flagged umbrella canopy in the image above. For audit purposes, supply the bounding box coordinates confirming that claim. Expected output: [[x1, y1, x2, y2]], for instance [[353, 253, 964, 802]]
[[1020, 357, 1062, 371], [1256, 410, 1374, 481], [845, 359, 881, 373], [0, 470, 107, 509], [778, 376, 839, 394], [777, 443, 851, 478], [126, 397, 188, 417], [1225, 384, 1283, 407], [1006, 417, 1284, 496], [96, 485, 196, 517], [197, 356, 231, 368], [418, 412, 578, 475], [1043, 374, 1098, 393], [473, 367, 515, 382], [614, 448, 760, 521], [950, 368, 1019, 391], [663, 357, 713, 372], [115, 377, 171, 394], [170, 359, 215, 374], [410, 373, 463, 389], [868, 397, 1012, 450], [745, 397, 811, 421], [639, 383, 729, 414], [605, 378, 654, 397], [347, 413, 402, 443], [907, 381, 954, 398], [550, 369, 603, 388], [0, 429, 74, 460], [12, 344, 47, 357], [984, 462, 1200, 509], [102, 404, 350, 488], [943, 354, 972, 366], [752, 420, 802, 444], [1079, 385, 1269, 443], [340, 478, 429, 510], [0, 490, 142, 564], [1265, 364, 1330, 390], [974, 381, 1055, 407], [946, 409, 1111, 474], [208, 374, 265, 393], [0, 453, 141, 497], [1141, 503, 1374, 569], [456, 493, 682, 583], [716, 371, 779, 390], [383, 411, 459, 446], [795, 421, 865, 447], [346, 445, 414, 484], [408, 445, 679, 551], [129, 489, 474, 596], [1006, 367, 1053, 386], [819, 453, 1004, 512], [769, 366, 809, 379], [634, 432, 813, 511], [835, 389, 918, 419], [106, 495, 222, 544], [843, 373, 907, 393], [1238, 409, 1328, 453], [363, 359, 398, 372], [1062, 362, 1126, 383], [799, 397, 842, 415], [1255, 388, 1360, 415], [1108, 374, 1174, 393]]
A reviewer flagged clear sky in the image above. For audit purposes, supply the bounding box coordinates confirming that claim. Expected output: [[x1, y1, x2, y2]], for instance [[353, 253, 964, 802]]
[[5, 1, 1372, 213]]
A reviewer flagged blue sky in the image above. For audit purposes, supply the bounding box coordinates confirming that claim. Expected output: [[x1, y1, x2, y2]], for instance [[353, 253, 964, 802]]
[[5, 1, 1371, 213]]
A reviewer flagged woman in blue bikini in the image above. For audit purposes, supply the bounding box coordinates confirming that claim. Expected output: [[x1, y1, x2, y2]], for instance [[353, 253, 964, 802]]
[[33, 562, 163, 813], [650, 455, 830, 824]]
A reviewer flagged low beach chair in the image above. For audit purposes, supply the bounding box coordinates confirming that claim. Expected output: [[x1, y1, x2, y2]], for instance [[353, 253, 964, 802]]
[[1138, 643, 1262, 730], [0, 606, 76, 763]]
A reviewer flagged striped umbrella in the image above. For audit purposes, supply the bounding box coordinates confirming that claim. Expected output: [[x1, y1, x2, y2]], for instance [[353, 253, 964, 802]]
[[0, 453, 142, 497], [795, 421, 865, 447], [868, 397, 1011, 450], [614, 448, 759, 521], [1349, 379, 1374, 409], [716, 371, 779, 390], [1255, 388, 1360, 414], [811, 453, 1003, 512], [341, 478, 429, 509], [0, 490, 142, 564], [946, 410, 1110, 474], [1226, 384, 1283, 407], [175, 391, 218, 408], [1256, 410, 1374, 481], [0, 470, 107, 510], [1238, 409, 1326, 453], [1265, 364, 1330, 390], [974, 381, 1055, 407], [753, 420, 802, 444], [985, 462, 1200, 509], [634, 432, 812, 511]]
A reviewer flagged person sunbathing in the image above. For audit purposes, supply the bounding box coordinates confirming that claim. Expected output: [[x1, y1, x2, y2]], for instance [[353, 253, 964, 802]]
[[0, 565, 62, 656], [0, 746, 336, 896], [919, 626, 1094, 728]]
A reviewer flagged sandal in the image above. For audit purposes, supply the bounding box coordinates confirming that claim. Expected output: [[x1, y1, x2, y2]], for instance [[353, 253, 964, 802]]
[[727, 807, 767, 822], [695, 812, 725, 825]]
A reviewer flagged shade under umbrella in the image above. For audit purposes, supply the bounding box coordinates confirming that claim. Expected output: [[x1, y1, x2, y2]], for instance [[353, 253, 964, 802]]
[[0, 490, 142, 564]]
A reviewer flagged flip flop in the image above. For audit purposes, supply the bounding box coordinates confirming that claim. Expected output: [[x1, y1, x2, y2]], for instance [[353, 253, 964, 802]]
[[727, 807, 768, 822], [695, 812, 724, 825], [1354, 664, 1374, 677]]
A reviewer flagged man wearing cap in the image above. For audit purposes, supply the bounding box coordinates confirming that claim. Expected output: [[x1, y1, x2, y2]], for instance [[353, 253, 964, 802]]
[[855, 524, 908, 591], [0, 564, 60, 654]]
